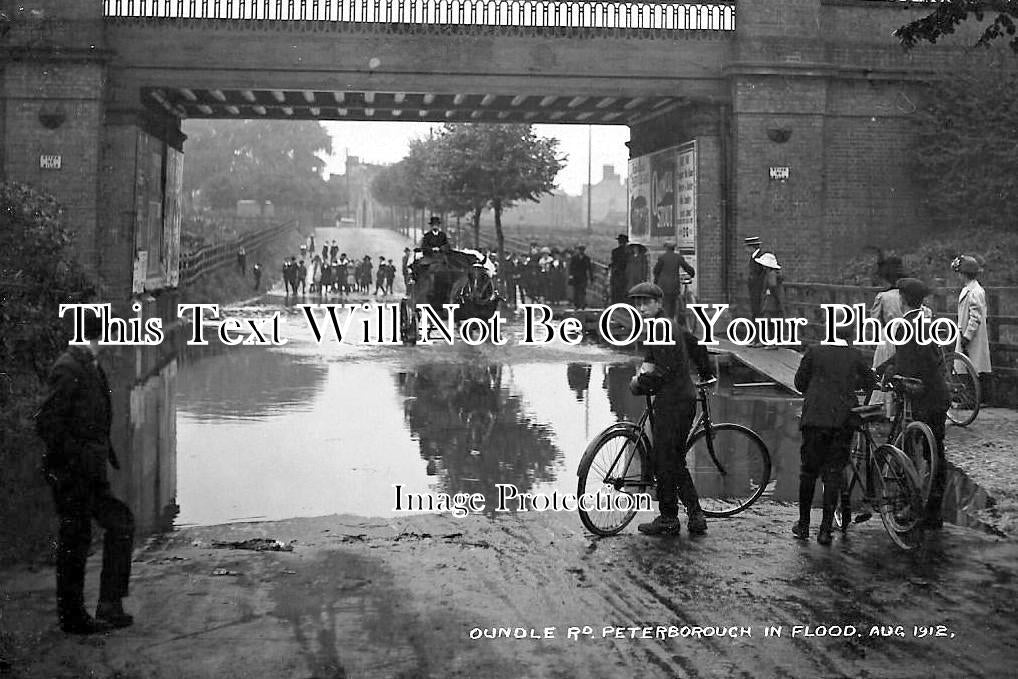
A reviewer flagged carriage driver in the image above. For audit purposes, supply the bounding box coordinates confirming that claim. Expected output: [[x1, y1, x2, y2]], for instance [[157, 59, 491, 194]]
[[421, 216, 450, 257], [627, 282, 716, 536]]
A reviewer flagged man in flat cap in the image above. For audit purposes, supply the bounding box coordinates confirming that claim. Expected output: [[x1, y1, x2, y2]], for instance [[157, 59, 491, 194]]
[[881, 277, 950, 529], [609, 234, 630, 304], [653, 242, 695, 326], [627, 282, 716, 536], [568, 244, 593, 309]]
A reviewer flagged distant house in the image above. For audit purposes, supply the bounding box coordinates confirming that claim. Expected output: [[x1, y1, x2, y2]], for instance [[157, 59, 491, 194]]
[[582, 165, 627, 227]]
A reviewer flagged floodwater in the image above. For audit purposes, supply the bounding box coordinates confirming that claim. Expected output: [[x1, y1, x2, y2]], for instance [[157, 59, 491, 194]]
[[172, 300, 805, 528]]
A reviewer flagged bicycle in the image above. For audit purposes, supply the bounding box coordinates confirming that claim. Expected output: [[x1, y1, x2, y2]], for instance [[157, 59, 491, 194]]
[[835, 401, 926, 551], [940, 347, 980, 426], [576, 378, 772, 536], [878, 375, 939, 505]]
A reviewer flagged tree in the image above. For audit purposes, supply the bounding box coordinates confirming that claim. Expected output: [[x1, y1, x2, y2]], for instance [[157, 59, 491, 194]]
[[0, 182, 94, 379], [910, 55, 1018, 231], [895, 0, 1018, 53], [432, 124, 564, 278], [182, 120, 336, 219]]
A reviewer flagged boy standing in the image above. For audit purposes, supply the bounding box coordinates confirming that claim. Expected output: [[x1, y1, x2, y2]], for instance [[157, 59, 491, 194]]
[[793, 330, 876, 545]]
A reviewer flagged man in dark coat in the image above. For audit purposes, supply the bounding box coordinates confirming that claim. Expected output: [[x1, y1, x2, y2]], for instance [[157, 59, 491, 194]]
[[421, 217, 449, 256], [627, 283, 716, 536], [793, 330, 876, 545], [35, 312, 134, 633], [568, 245, 593, 309], [745, 235, 767, 319], [653, 242, 695, 324], [881, 277, 951, 529], [609, 234, 629, 304]]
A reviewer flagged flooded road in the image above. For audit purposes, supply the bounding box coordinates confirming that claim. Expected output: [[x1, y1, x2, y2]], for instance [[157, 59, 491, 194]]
[[3, 227, 1016, 678]]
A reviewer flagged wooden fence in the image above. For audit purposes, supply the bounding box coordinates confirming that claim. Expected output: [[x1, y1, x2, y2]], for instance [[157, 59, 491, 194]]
[[179, 219, 296, 287]]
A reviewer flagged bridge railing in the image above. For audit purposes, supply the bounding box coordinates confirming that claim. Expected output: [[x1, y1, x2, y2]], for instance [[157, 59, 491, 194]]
[[179, 219, 296, 287], [782, 282, 1018, 375], [103, 0, 736, 31]]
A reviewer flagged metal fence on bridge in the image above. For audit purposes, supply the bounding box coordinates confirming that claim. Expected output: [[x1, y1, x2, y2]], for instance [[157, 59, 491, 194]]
[[102, 0, 736, 32]]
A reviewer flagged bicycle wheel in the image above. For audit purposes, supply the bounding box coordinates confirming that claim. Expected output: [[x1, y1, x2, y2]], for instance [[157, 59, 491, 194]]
[[686, 424, 771, 518], [897, 421, 938, 504], [943, 350, 980, 426], [871, 444, 925, 550], [577, 424, 650, 536]]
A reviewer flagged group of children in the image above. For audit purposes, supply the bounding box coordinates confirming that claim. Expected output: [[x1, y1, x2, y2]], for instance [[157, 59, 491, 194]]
[[281, 249, 398, 297]]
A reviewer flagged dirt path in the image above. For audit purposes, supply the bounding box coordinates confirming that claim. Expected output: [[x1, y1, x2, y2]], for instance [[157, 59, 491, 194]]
[[3, 508, 1016, 678]]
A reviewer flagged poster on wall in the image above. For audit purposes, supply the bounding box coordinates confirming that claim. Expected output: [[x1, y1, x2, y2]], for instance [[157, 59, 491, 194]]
[[627, 141, 697, 246]]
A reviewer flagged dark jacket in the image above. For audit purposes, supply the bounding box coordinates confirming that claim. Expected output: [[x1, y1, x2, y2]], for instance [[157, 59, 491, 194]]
[[642, 315, 714, 401], [610, 244, 628, 277], [885, 309, 951, 415], [568, 252, 593, 285], [35, 345, 117, 476], [421, 229, 449, 253], [653, 251, 695, 296], [794, 344, 876, 429]]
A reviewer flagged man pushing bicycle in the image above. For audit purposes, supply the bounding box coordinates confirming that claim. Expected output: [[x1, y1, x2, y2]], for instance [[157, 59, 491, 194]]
[[627, 282, 716, 536]]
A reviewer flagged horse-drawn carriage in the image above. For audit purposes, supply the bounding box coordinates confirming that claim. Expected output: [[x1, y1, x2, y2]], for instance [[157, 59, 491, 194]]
[[399, 247, 501, 345]]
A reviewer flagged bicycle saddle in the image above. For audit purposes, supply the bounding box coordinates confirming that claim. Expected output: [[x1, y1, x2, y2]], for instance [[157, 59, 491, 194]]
[[850, 403, 885, 423]]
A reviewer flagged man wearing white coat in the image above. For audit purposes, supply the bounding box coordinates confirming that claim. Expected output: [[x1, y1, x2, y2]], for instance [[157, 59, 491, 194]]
[[952, 255, 992, 399]]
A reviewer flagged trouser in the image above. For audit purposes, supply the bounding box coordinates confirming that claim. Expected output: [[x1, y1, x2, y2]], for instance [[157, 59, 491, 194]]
[[748, 282, 763, 319], [662, 293, 677, 319], [572, 283, 587, 309], [798, 426, 853, 527], [49, 475, 134, 620], [915, 409, 948, 521], [651, 398, 699, 518]]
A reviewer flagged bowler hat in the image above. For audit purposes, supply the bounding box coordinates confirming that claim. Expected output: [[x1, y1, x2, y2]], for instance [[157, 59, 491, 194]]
[[663, 242, 676, 250], [617, 233, 629, 242], [627, 282, 663, 300], [895, 277, 930, 302], [429, 216, 441, 226]]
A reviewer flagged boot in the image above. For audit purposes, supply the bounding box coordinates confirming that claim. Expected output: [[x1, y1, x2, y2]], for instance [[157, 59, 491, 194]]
[[637, 515, 681, 536], [95, 599, 134, 628]]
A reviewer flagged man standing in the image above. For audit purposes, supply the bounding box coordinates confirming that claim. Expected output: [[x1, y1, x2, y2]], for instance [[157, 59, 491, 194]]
[[252, 262, 262, 291], [884, 278, 951, 529], [421, 216, 449, 256], [653, 242, 695, 324], [568, 245, 593, 309], [626, 283, 716, 536], [609, 234, 629, 304], [35, 312, 134, 633], [745, 236, 767, 319], [236, 246, 246, 275]]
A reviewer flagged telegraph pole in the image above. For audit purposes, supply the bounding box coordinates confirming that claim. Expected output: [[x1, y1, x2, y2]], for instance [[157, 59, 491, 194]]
[[586, 125, 592, 235]]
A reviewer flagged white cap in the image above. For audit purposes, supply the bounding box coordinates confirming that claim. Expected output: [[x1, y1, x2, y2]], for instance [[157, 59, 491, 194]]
[[754, 252, 781, 270]]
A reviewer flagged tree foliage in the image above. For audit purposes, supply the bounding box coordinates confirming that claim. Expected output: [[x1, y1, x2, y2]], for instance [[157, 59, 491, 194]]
[[0, 182, 95, 378], [895, 0, 1018, 52], [182, 119, 340, 214], [911, 56, 1018, 230]]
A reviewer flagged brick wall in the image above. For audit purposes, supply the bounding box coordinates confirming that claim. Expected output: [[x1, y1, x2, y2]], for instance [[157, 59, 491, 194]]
[[2, 60, 105, 275]]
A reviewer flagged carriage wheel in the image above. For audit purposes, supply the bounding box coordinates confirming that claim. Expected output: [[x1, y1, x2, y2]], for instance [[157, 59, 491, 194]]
[[399, 299, 418, 346]]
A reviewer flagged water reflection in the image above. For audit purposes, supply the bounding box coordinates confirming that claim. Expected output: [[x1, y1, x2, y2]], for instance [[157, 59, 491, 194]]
[[176, 343, 327, 420], [399, 363, 560, 513]]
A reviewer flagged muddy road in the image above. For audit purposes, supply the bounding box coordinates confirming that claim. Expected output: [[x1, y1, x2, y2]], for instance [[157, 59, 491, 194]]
[[2, 227, 1016, 678]]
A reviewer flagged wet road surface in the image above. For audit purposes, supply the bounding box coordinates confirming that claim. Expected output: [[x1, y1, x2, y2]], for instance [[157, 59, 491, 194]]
[[2, 227, 1016, 678]]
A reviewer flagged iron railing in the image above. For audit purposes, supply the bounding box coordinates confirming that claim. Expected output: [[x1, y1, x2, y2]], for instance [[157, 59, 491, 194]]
[[179, 219, 296, 287], [103, 0, 736, 31]]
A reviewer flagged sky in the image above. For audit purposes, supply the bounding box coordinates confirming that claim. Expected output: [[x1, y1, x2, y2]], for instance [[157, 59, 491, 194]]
[[321, 122, 630, 196]]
